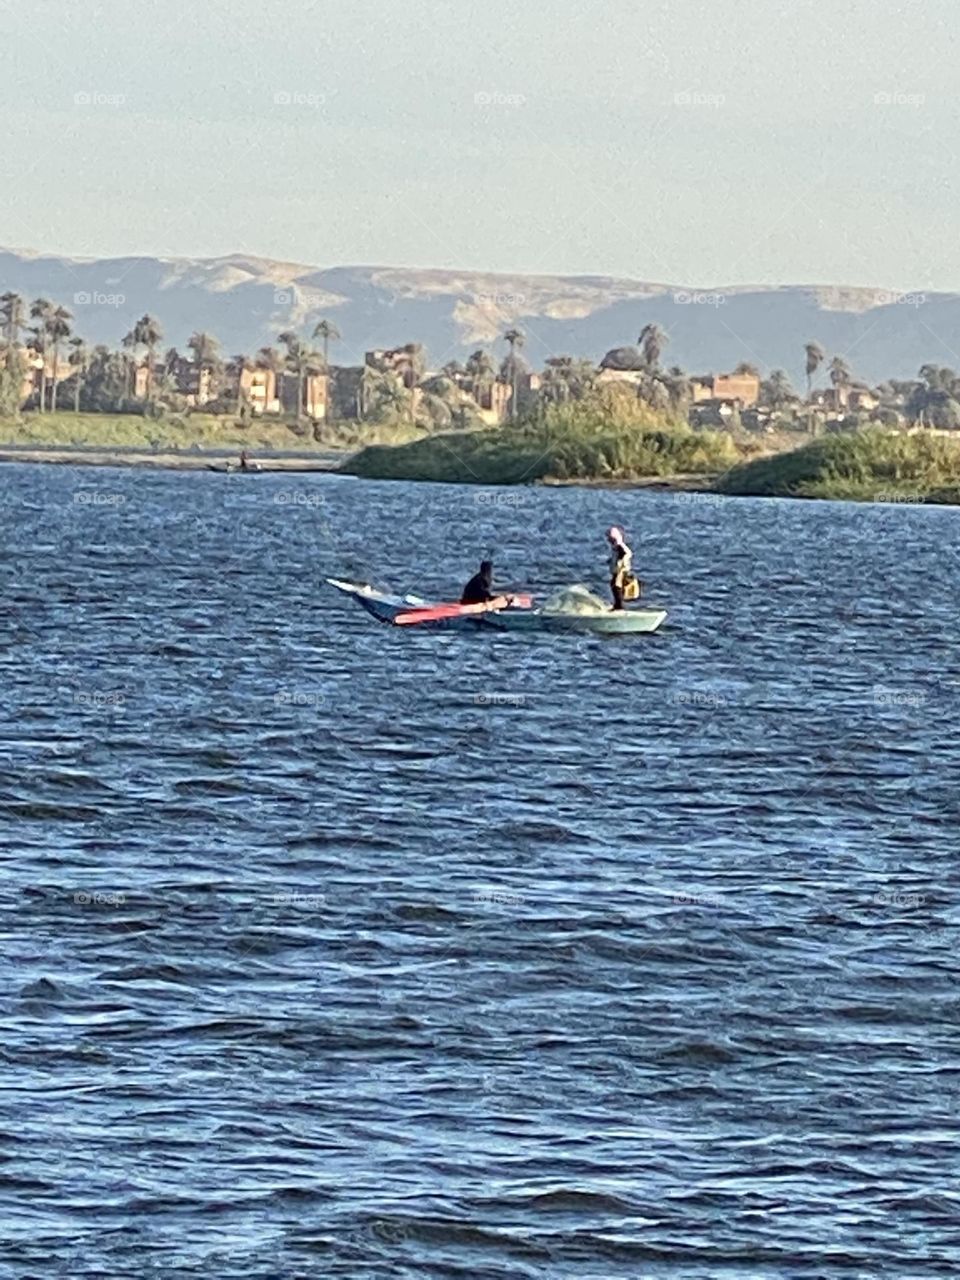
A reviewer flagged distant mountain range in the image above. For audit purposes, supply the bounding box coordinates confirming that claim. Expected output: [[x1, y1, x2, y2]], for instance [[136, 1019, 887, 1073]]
[[0, 246, 951, 384]]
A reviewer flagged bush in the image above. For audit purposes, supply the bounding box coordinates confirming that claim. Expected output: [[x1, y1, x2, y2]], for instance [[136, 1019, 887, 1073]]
[[346, 388, 739, 484], [718, 427, 960, 500]]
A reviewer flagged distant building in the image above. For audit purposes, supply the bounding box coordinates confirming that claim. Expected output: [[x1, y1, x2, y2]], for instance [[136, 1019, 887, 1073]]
[[469, 378, 511, 425], [691, 372, 760, 408], [17, 348, 74, 405], [811, 384, 878, 413], [278, 370, 328, 420], [236, 364, 279, 415]]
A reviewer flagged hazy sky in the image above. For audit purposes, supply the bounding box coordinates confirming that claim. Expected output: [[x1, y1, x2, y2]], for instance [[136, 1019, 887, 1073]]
[[1, 0, 956, 287]]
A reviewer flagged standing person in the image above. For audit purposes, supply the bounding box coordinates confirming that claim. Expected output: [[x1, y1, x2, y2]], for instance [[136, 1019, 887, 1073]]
[[239, 449, 250, 472], [606, 526, 634, 610]]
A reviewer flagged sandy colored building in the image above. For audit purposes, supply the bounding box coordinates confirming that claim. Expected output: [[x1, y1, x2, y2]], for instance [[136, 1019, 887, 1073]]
[[691, 372, 760, 408]]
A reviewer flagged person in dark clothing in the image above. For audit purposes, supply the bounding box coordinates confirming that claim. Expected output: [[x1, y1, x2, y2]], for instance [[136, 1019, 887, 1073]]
[[239, 449, 250, 472], [461, 559, 495, 605]]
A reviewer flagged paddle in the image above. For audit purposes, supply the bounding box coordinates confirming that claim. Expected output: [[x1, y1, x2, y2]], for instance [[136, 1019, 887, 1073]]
[[395, 594, 532, 626]]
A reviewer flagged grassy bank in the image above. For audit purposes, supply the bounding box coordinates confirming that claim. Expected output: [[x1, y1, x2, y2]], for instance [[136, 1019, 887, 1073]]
[[0, 412, 424, 453], [718, 428, 960, 502], [345, 395, 741, 484]]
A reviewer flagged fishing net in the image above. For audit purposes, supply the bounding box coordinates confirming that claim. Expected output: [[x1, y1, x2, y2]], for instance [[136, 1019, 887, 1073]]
[[541, 584, 610, 615]]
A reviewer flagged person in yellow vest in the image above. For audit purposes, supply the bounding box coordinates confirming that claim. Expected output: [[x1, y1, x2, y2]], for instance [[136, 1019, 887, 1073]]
[[607, 526, 639, 610]]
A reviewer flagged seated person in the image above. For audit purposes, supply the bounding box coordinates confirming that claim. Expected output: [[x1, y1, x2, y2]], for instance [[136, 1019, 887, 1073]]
[[461, 559, 496, 605]]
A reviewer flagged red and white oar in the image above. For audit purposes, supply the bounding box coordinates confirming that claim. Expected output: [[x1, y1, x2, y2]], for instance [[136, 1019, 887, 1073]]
[[394, 594, 532, 626]]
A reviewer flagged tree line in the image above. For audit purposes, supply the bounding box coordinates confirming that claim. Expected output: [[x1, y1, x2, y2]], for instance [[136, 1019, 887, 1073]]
[[0, 292, 955, 431]]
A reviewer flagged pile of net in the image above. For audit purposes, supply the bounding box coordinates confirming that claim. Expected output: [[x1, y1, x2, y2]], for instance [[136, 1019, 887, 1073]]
[[541, 583, 610, 615]]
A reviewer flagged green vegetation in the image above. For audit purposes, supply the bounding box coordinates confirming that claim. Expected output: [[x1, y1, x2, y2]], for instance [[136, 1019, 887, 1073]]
[[0, 411, 438, 452], [718, 427, 960, 502], [0, 412, 325, 451], [5, 283, 960, 501], [346, 389, 740, 484]]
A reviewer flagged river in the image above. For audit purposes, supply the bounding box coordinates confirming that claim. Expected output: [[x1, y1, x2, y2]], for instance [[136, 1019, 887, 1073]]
[[3, 463, 958, 1278]]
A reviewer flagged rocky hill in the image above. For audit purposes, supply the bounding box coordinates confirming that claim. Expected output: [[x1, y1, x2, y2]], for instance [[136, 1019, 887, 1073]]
[[0, 247, 949, 383]]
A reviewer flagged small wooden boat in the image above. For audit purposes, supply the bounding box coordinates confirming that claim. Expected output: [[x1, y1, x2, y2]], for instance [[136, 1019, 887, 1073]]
[[326, 579, 667, 634]]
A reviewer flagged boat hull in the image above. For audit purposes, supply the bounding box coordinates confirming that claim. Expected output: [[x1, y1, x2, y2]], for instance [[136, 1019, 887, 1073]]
[[326, 579, 666, 635]]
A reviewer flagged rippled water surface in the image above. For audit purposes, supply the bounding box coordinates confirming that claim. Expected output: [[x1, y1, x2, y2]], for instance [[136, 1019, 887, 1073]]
[[3, 463, 959, 1278]]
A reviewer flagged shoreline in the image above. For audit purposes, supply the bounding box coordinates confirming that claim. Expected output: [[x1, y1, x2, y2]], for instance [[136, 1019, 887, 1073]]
[[0, 447, 346, 472], [2, 446, 957, 506], [0, 447, 718, 492]]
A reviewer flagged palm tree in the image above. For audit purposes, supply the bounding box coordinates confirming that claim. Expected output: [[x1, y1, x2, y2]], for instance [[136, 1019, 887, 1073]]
[[257, 346, 285, 414], [233, 354, 253, 415], [187, 331, 222, 404], [133, 315, 163, 401], [45, 305, 72, 412], [312, 319, 340, 371], [121, 327, 139, 396], [312, 320, 341, 421], [465, 349, 496, 391], [502, 328, 525, 421], [637, 323, 668, 373], [368, 370, 412, 422], [29, 299, 54, 411], [762, 368, 796, 411], [541, 356, 598, 404], [187, 331, 221, 367], [0, 292, 25, 347], [278, 330, 307, 424], [828, 355, 852, 411], [68, 336, 88, 413], [804, 342, 825, 400]]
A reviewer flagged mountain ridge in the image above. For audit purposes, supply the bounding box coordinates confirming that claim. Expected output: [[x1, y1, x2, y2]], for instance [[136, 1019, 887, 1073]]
[[0, 246, 950, 383]]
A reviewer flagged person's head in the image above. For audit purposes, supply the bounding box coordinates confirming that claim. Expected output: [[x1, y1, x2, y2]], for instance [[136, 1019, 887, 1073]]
[[606, 526, 624, 546], [479, 559, 493, 583]]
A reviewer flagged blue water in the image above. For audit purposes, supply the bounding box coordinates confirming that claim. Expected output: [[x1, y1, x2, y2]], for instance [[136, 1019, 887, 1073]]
[[2, 463, 958, 1278]]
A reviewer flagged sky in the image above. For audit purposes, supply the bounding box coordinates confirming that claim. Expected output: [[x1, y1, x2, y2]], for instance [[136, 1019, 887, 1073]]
[[0, 0, 957, 289]]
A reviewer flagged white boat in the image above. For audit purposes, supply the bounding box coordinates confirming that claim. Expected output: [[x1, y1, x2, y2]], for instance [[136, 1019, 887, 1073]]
[[326, 579, 667, 634]]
